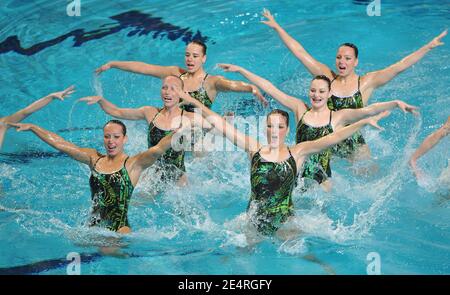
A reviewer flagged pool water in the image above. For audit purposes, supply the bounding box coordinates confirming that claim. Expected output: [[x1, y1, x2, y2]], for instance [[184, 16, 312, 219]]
[[0, 0, 449, 274]]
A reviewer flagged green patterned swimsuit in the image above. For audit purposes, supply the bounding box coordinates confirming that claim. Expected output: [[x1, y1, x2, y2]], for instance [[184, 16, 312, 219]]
[[296, 110, 334, 184], [148, 109, 185, 182], [249, 148, 298, 236], [327, 76, 366, 157], [179, 73, 213, 112], [89, 156, 134, 231]]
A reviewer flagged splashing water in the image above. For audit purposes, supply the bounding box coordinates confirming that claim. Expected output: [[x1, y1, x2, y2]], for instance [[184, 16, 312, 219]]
[[92, 74, 104, 97]]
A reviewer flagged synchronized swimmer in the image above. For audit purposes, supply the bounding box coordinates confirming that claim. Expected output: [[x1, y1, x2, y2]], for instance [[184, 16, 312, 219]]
[[1, 9, 447, 244], [79, 75, 209, 188], [261, 8, 446, 160], [217, 64, 417, 191]]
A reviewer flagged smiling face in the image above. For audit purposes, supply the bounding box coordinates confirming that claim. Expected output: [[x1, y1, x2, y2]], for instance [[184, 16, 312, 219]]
[[161, 76, 183, 107], [266, 113, 289, 148], [103, 123, 127, 156], [309, 78, 331, 109], [335, 45, 358, 76], [184, 42, 206, 73]]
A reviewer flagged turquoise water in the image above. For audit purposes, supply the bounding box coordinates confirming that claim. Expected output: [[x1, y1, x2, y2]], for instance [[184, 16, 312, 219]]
[[0, 0, 449, 274]]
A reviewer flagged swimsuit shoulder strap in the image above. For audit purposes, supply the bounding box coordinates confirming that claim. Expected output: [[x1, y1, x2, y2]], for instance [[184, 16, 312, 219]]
[[123, 156, 130, 168], [201, 73, 209, 88], [329, 110, 333, 124], [253, 146, 263, 158], [357, 76, 361, 91], [287, 147, 294, 159], [299, 110, 309, 122], [150, 108, 162, 124], [93, 155, 104, 170], [286, 147, 297, 176], [178, 109, 185, 128]]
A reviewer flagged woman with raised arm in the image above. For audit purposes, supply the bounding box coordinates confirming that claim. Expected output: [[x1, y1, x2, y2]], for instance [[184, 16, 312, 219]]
[[261, 8, 446, 159], [95, 40, 268, 112], [177, 88, 390, 240], [409, 116, 450, 184], [80, 75, 210, 185], [80, 75, 208, 186], [218, 64, 417, 190], [7, 119, 178, 233], [0, 86, 74, 149]]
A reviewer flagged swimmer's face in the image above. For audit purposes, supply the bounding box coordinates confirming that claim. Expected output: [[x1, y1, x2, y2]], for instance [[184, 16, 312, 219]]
[[185, 43, 206, 73], [309, 79, 331, 109], [161, 76, 182, 107], [103, 123, 127, 156], [336, 46, 358, 76], [266, 114, 289, 147]]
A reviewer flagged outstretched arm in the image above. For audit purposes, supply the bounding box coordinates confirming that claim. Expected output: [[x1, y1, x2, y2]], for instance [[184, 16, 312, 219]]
[[261, 8, 333, 78], [218, 63, 307, 118], [133, 131, 175, 170], [336, 100, 418, 127], [79, 96, 152, 121], [177, 88, 260, 153], [0, 123, 6, 149], [364, 30, 447, 90], [95, 61, 182, 78], [409, 116, 450, 177], [214, 75, 268, 106], [4, 86, 75, 124], [127, 130, 178, 186], [7, 123, 97, 165], [293, 111, 390, 157]]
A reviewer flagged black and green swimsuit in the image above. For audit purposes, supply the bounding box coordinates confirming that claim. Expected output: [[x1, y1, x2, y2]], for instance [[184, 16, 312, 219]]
[[296, 110, 334, 184], [327, 76, 366, 157], [89, 156, 134, 232], [249, 148, 298, 236], [148, 108, 185, 182], [179, 72, 213, 112]]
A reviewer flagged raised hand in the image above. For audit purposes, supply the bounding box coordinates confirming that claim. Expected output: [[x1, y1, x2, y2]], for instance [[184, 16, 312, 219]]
[[409, 158, 425, 181], [217, 63, 242, 72], [366, 111, 391, 130], [397, 101, 419, 115], [250, 85, 269, 107], [217, 64, 268, 107], [174, 87, 197, 107], [428, 29, 447, 49], [50, 85, 75, 101], [261, 8, 279, 29], [79, 96, 103, 105], [95, 63, 111, 75], [6, 122, 34, 131]]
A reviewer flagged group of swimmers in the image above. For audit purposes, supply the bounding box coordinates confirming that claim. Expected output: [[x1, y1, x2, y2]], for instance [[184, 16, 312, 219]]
[[0, 9, 448, 243]]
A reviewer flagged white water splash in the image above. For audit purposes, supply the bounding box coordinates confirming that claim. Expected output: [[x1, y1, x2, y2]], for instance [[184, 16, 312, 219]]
[[92, 74, 104, 97]]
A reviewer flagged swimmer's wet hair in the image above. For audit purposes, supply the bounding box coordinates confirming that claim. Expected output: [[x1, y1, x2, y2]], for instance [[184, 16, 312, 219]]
[[312, 75, 332, 90], [189, 40, 207, 55], [267, 109, 290, 126], [104, 119, 127, 136], [165, 75, 184, 89], [340, 42, 359, 58]]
